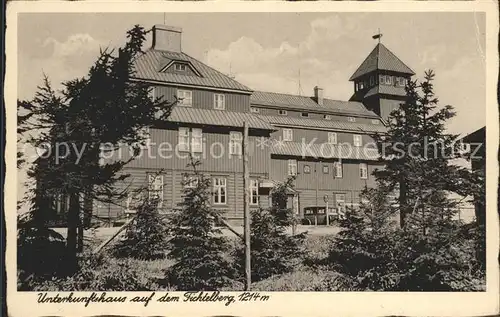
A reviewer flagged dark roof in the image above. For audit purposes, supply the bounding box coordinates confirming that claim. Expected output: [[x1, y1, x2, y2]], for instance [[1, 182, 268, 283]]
[[167, 107, 275, 130], [462, 126, 486, 143], [133, 49, 252, 93], [349, 43, 415, 81], [251, 91, 378, 118], [270, 142, 380, 161], [259, 115, 387, 134]]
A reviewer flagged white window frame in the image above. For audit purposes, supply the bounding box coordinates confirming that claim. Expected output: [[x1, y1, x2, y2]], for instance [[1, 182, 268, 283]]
[[213, 93, 226, 110], [301, 112, 309, 118], [324, 114, 332, 120], [148, 174, 164, 208], [278, 110, 288, 116], [191, 128, 203, 153], [177, 89, 192, 107], [353, 134, 362, 147], [303, 165, 311, 174], [283, 129, 293, 142], [250, 107, 260, 113], [229, 131, 243, 156], [347, 117, 356, 122], [178, 127, 190, 152], [322, 165, 329, 174], [386, 75, 392, 85], [359, 81, 364, 90], [371, 119, 380, 125], [288, 159, 297, 176], [328, 132, 337, 144], [213, 177, 227, 205], [334, 161, 343, 178], [360, 163, 368, 179], [250, 179, 259, 206], [174, 63, 187, 71]]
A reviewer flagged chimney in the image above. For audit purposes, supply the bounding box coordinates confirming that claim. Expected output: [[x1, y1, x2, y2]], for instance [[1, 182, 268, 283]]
[[152, 24, 182, 53], [314, 86, 324, 106]]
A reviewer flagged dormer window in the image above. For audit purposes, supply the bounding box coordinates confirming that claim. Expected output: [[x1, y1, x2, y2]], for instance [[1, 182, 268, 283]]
[[324, 114, 332, 120], [174, 63, 187, 72], [278, 110, 288, 116], [372, 119, 380, 125], [301, 112, 309, 118], [347, 117, 356, 122], [250, 107, 260, 113]]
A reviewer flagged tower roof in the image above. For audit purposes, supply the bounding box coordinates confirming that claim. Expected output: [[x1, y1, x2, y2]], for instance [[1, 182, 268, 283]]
[[349, 43, 415, 81]]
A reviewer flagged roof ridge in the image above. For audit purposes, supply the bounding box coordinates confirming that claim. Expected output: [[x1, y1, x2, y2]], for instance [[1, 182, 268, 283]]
[[181, 52, 253, 92], [253, 90, 364, 104]]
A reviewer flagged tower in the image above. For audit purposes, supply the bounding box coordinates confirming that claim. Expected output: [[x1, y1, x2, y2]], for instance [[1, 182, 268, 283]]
[[349, 42, 415, 122]]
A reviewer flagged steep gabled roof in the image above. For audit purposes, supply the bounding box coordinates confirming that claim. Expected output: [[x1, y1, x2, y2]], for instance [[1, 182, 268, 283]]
[[251, 91, 379, 118], [132, 49, 252, 93], [349, 43, 415, 81]]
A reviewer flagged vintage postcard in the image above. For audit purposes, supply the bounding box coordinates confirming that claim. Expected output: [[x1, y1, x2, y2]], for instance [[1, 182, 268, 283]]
[[5, 1, 499, 316]]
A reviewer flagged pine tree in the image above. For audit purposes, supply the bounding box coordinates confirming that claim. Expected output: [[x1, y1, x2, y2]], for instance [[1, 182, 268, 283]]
[[18, 25, 175, 274], [113, 186, 169, 260], [236, 177, 306, 282], [165, 160, 235, 290]]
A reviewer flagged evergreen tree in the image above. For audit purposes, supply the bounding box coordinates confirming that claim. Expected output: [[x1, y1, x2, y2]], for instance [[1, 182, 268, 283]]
[[236, 177, 306, 282], [165, 160, 235, 290], [18, 25, 175, 274], [113, 185, 169, 260]]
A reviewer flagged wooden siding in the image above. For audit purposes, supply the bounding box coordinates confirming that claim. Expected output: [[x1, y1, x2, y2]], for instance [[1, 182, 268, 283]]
[[154, 85, 250, 113], [253, 107, 376, 124], [380, 98, 403, 122], [95, 167, 268, 220], [110, 127, 270, 174], [271, 127, 377, 145], [269, 157, 381, 191]]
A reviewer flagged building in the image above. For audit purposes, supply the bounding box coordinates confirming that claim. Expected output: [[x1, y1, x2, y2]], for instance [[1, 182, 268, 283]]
[[461, 126, 486, 226], [94, 25, 415, 224]]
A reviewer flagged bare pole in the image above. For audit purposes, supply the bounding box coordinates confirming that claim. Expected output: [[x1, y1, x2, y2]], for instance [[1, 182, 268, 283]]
[[243, 121, 251, 290]]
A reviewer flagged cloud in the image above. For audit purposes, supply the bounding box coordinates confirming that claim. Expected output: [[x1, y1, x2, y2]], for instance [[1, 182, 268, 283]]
[[204, 15, 366, 99], [19, 33, 103, 99]]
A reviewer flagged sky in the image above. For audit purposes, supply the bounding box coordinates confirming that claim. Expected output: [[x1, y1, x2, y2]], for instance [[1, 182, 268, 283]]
[[18, 12, 486, 135]]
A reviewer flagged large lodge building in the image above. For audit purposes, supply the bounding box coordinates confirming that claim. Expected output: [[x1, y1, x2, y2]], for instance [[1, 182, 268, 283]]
[[93, 25, 416, 224]]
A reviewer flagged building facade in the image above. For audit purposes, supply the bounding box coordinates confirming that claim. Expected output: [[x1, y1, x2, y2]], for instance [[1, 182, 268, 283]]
[[94, 25, 415, 224]]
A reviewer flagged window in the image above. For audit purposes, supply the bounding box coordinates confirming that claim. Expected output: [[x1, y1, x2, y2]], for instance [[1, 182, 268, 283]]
[[283, 129, 293, 142], [214, 94, 225, 110], [334, 162, 343, 178], [178, 127, 190, 152], [148, 174, 164, 208], [336, 193, 346, 203], [148, 87, 156, 101], [125, 193, 140, 214], [358, 82, 364, 90], [250, 179, 259, 205], [278, 109, 288, 116], [184, 175, 199, 189], [398, 77, 407, 87], [328, 132, 337, 144], [250, 107, 260, 113], [303, 165, 311, 174], [213, 177, 227, 205], [370, 76, 375, 86], [347, 117, 356, 122], [353, 134, 362, 147], [336, 193, 346, 215], [323, 165, 329, 174], [386, 75, 392, 85], [360, 163, 368, 179], [301, 112, 309, 118], [54, 194, 70, 214], [371, 119, 380, 125], [288, 159, 297, 176], [191, 128, 203, 153], [177, 89, 192, 107], [324, 114, 332, 120], [174, 63, 187, 71], [229, 131, 243, 156]]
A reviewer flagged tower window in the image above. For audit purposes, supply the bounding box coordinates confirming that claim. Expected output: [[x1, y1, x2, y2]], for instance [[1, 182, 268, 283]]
[[370, 76, 375, 86]]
